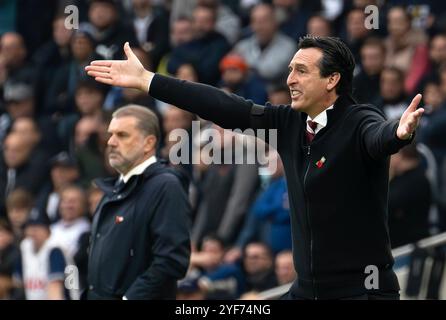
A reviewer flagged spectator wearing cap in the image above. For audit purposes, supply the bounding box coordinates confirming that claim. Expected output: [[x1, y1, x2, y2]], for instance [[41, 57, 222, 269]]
[[219, 53, 268, 105], [35, 152, 80, 224], [0, 219, 20, 299], [14, 213, 67, 300], [82, 0, 139, 61], [0, 133, 50, 216], [233, 3, 296, 87]]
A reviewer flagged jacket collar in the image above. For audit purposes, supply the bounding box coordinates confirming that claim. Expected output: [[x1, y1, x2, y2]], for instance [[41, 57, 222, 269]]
[[94, 160, 169, 198]]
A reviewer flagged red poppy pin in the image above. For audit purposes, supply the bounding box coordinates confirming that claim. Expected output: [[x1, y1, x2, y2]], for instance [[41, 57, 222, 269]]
[[115, 215, 124, 224], [316, 157, 326, 168]]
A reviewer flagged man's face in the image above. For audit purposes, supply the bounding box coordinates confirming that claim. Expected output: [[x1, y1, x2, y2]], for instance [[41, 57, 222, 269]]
[[430, 36, 446, 65], [0, 34, 27, 69], [53, 17, 73, 47], [361, 45, 385, 76], [7, 208, 29, 229], [171, 20, 194, 47], [89, 3, 117, 29], [51, 166, 79, 190], [380, 70, 403, 100], [387, 8, 410, 39], [59, 188, 85, 222], [71, 35, 94, 61], [75, 87, 103, 116], [193, 7, 215, 38], [287, 48, 331, 113], [107, 116, 154, 174], [3, 134, 31, 168], [251, 5, 277, 45], [243, 244, 272, 275]]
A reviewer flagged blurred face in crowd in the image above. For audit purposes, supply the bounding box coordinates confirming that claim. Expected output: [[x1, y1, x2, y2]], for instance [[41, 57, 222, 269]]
[[222, 68, 245, 87], [11, 117, 41, 148], [251, 5, 277, 46], [347, 9, 368, 40], [164, 106, 194, 134], [176, 64, 199, 82], [71, 34, 94, 61], [380, 69, 404, 100], [88, 188, 104, 217], [107, 116, 155, 175], [53, 17, 73, 47], [287, 48, 339, 116], [25, 225, 50, 250], [3, 134, 32, 168], [7, 207, 30, 231], [360, 44, 385, 76], [0, 33, 27, 69], [59, 188, 86, 222], [193, 6, 216, 39], [243, 243, 273, 275], [6, 98, 34, 119], [275, 251, 296, 285], [387, 7, 411, 39], [423, 83, 443, 111], [268, 89, 291, 105], [171, 19, 194, 47], [51, 165, 79, 191], [75, 117, 98, 147], [201, 238, 225, 270], [430, 35, 446, 65], [307, 16, 331, 37], [89, 2, 117, 30], [75, 86, 104, 116]]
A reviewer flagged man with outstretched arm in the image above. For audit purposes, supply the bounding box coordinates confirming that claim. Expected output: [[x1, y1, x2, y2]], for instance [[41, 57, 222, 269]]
[[86, 36, 424, 300]]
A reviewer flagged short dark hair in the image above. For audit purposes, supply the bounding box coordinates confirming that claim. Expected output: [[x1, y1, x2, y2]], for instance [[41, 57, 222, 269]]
[[298, 36, 356, 95], [112, 105, 160, 145]]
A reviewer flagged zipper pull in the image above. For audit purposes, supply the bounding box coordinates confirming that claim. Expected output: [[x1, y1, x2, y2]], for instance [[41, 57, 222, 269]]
[[307, 145, 311, 155]]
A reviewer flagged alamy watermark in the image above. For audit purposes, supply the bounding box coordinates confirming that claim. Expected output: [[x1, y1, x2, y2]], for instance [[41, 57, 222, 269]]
[[364, 5, 379, 30], [167, 121, 278, 174], [64, 5, 79, 30]]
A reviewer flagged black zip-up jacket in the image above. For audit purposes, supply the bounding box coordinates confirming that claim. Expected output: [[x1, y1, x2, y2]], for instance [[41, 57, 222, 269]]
[[149, 74, 413, 299], [87, 161, 191, 299]]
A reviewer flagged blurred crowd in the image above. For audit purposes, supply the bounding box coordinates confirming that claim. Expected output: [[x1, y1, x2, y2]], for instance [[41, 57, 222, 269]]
[[0, 0, 445, 300]]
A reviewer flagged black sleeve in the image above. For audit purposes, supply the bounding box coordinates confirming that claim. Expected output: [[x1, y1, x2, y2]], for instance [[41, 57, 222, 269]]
[[358, 110, 414, 161], [124, 175, 191, 300], [149, 74, 253, 130]]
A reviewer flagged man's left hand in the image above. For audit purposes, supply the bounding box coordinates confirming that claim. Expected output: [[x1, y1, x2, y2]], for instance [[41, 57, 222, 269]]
[[396, 94, 424, 140]]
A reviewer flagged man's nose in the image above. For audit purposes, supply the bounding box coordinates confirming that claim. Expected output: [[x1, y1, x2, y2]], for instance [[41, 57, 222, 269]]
[[107, 135, 116, 146], [287, 72, 296, 87]]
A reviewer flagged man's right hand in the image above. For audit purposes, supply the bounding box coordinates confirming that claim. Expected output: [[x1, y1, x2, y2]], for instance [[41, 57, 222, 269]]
[[85, 42, 154, 92]]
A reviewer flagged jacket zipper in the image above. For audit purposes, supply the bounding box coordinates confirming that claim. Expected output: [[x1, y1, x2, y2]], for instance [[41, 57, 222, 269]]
[[303, 144, 317, 299]]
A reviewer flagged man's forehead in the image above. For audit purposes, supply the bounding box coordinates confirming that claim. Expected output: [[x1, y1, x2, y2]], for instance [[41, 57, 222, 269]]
[[108, 116, 137, 131], [290, 48, 323, 67]]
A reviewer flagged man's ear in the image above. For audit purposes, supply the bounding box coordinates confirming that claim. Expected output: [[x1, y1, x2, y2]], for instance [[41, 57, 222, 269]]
[[144, 135, 157, 153], [327, 72, 341, 91]]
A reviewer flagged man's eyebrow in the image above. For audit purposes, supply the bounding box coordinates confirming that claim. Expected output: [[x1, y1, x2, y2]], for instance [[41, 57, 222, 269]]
[[289, 63, 308, 70]]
